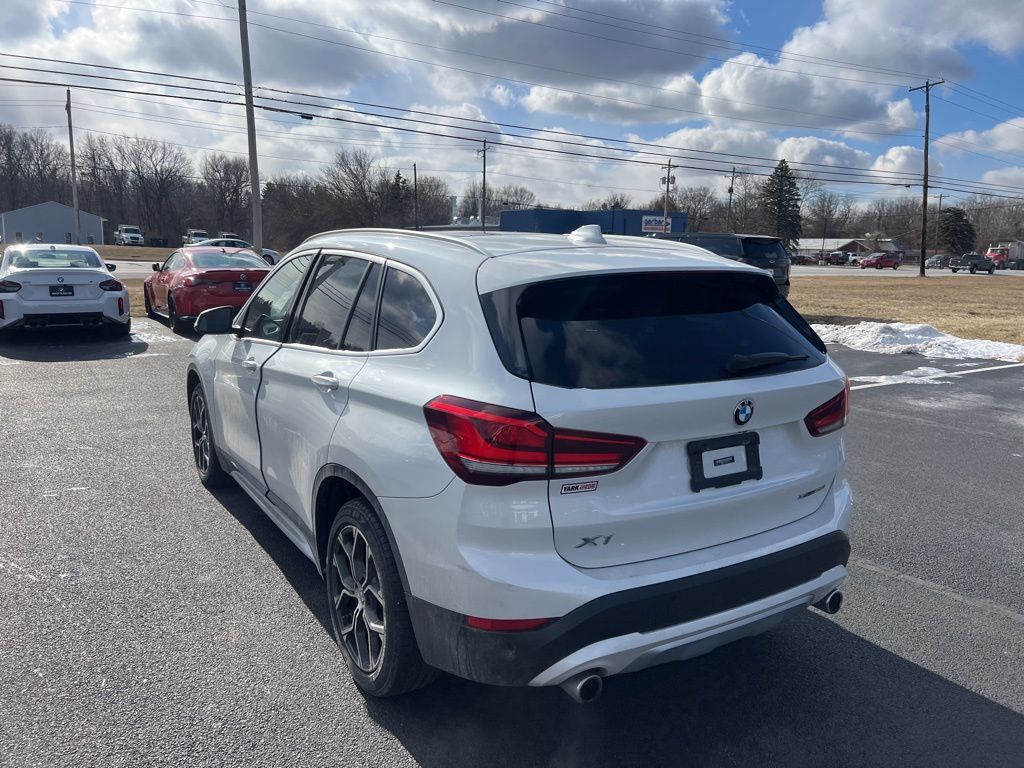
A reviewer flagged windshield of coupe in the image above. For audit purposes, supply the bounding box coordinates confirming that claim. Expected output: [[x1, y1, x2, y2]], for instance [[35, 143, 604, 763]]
[[191, 253, 267, 269], [10, 250, 103, 269]]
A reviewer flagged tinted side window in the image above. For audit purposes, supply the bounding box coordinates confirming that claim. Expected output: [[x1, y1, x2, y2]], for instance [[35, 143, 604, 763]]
[[165, 253, 184, 271], [241, 254, 312, 341], [376, 268, 437, 351], [289, 255, 369, 349], [342, 263, 381, 352]]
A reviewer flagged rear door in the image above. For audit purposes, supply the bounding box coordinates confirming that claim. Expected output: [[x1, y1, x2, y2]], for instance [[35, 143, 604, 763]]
[[492, 270, 846, 568], [257, 252, 380, 521]]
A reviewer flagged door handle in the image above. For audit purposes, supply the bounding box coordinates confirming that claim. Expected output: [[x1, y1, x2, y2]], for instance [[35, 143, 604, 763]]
[[241, 357, 259, 371], [311, 373, 340, 391]]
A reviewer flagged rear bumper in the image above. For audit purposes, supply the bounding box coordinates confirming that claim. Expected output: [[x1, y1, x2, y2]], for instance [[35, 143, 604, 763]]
[[407, 531, 850, 686]]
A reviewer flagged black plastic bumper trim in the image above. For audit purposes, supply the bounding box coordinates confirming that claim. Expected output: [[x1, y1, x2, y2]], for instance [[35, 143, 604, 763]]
[[407, 531, 850, 686]]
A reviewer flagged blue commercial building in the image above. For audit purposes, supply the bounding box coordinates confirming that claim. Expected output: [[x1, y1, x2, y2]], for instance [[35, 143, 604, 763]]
[[500, 208, 687, 237]]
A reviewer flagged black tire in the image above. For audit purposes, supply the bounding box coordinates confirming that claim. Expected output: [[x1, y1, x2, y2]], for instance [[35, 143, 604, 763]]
[[892, 264, 898, 270], [325, 498, 437, 697], [969, 265, 977, 274], [144, 287, 157, 319], [189, 384, 229, 488], [989, 266, 995, 274], [951, 268, 959, 273], [167, 296, 187, 334]]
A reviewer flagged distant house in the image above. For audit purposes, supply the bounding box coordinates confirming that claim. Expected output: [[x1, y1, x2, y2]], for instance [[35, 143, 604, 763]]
[[0, 201, 104, 246], [795, 237, 904, 256]]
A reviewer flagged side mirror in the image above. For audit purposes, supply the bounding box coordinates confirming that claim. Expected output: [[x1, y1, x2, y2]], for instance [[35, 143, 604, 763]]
[[106, 263, 117, 272], [151, 263, 161, 272], [194, 306, 235, 335]]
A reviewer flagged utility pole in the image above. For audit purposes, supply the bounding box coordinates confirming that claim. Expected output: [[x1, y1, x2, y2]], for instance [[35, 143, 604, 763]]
[[412, 162, 419, 230], [660, 159, 675, 233], [910, 79, 944, 276], [726, 167, 736, 233], [65, 89, 81, 245], [477, 140, 487, 232], [237, 0, 262, 252]]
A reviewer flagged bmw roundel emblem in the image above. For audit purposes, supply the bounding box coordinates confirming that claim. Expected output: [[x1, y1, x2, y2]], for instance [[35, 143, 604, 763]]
[[734, 400, 754, 425], [57, 276, 65, 283]]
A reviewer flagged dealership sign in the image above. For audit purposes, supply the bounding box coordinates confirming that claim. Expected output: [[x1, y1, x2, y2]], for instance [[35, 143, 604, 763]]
[[641, 215, 670, 233]]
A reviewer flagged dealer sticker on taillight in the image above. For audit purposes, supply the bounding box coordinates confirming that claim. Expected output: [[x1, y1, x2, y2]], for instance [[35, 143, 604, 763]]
[[560, 481, 598, 494]]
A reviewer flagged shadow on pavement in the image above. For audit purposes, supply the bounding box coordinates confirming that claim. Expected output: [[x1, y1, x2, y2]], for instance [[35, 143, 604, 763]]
[[0, 325, 150, 362], [203, 480, 1024, 767], [208, 484, 333, 636], [360, 612, 1024, 768]]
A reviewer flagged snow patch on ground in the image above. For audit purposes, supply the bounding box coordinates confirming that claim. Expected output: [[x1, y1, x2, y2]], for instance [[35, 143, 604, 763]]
[[812, 322, 1024, 362], [130, 319, 185, 344], [851, 367, 953, 387]]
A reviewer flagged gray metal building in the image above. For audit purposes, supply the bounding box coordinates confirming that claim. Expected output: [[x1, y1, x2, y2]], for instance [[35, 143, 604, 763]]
[[0, 201, 105, 245]]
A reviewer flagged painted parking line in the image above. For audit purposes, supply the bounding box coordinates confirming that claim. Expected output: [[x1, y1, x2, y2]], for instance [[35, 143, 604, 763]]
[[850, 362, 1024, 391]]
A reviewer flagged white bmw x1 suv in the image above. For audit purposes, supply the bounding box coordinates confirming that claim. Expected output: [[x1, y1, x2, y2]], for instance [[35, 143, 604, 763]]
[[186, 226, 852, 701]]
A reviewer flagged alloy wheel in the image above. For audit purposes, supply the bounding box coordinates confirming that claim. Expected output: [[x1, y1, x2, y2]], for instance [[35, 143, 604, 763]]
[[190, 391, 211, 475], [329, 525, 386, 673]]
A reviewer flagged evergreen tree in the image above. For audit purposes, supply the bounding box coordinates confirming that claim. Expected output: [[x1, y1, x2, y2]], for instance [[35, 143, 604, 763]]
[[938, 206, 976, 254], [760, 159, 802, 251]]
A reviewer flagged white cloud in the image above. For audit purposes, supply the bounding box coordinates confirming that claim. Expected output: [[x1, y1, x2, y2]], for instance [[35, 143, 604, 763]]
[[980, 167, 1024, 188]]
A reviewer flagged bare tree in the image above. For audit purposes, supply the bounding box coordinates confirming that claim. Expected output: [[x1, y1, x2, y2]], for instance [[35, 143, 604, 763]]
[[581, 192, 633, 211], [201, 154, 251, 236], [674, 186, 719, 231]]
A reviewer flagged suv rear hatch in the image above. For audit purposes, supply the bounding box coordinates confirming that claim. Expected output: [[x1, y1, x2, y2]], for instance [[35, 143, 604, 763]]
[[480, 269, 845, 568]]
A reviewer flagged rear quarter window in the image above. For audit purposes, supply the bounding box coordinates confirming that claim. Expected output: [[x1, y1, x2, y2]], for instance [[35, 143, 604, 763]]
[[375, 268, 437, 350], [481, 271, 825, 389]]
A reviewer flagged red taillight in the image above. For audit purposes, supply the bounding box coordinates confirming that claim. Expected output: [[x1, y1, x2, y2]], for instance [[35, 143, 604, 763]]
[[423, 395, 645, 486], [99, 279, 123, 292], [183, 275, 216, 286], [465, 616, 553, 632], [0, 279, 21, 293], [805, 379, 850, 437]]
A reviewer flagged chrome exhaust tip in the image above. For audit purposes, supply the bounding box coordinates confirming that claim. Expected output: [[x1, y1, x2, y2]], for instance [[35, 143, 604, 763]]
[[560, 671, 604, 703], [813, 589, 843, 615]]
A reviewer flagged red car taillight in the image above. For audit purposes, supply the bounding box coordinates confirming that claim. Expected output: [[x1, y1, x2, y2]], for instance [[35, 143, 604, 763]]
[[423, 395, 645, 486], [805, 379, 850, 437], [99, 279, 123, 292], [0, 279, 22, 293], [182, 275, 216, 286]]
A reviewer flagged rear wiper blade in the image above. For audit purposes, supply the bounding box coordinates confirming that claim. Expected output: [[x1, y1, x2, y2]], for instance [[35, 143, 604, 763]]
[[724, 352, 809, 375]]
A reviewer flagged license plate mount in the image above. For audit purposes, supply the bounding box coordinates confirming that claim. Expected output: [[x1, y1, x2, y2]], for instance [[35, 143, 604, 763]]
[[49, 285, 74, 297], [233, 281, 252, 292], [687, 432, 763, 492]]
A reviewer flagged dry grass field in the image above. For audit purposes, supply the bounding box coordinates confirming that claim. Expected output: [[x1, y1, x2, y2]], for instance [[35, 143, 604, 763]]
[[790, 275, 1024, 345]]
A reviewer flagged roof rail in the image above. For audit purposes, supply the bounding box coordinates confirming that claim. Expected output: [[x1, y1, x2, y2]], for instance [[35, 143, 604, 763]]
[[299, 228, 493, 259]]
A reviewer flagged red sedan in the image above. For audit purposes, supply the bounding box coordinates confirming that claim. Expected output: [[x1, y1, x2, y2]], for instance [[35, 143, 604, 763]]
[[144, 247, 270, 333], [859, 252, 901, 269]]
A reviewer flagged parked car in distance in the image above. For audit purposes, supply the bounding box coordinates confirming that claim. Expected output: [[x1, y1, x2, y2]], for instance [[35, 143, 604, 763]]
[[826, 251, 853, 265], [113, 224, 144, 246], [984, 242, 1024, 270], [655, 232, 791, 296], [217, 232, 239, 239], [144, 246, 270, 333], [949, 252, 995, 274], [925, 254, 950, 269], [0, 243, 130, 335], [859, 252, 901, 269], [183, 229, 211, 245], [193, 237, 280, 265], [186, 226, 851, 701]]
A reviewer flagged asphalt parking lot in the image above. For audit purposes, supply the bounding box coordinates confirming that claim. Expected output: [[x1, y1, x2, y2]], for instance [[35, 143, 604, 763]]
[[1, 320, 1022, 768]]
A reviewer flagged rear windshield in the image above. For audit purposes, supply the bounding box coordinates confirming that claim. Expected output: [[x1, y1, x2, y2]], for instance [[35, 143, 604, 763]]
[[481, 271, 825, 389], [10, 250, 103, 269], [741, 238, 787, 261], [191, 253, 266, 269]]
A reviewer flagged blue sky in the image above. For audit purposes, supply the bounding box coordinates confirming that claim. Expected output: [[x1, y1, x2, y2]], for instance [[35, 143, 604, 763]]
[[1, 0, 1022, 208]]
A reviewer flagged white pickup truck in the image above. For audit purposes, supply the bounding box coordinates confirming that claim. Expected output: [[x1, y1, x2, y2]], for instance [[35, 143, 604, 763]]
[[113, 225, 144, 246]]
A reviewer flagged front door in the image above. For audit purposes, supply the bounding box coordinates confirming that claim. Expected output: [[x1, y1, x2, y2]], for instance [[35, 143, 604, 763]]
[[210, 253, 314, 489]]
